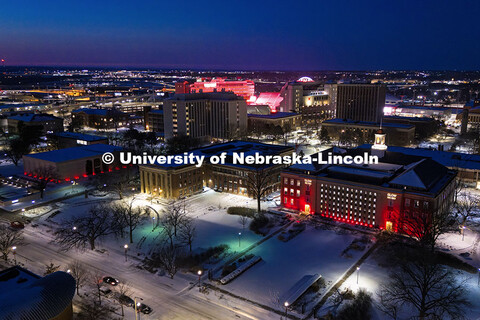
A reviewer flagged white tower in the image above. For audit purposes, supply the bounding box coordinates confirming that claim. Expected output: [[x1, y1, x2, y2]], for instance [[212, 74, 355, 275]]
[[371, 128, 387, 158]]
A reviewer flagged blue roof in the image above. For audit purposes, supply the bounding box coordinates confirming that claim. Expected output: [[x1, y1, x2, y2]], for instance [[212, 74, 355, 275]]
[[324, 118, 414, 129], [55, 132, 108, 142], [25, 144, 122, 163], [248, 112, 299, 119], [8, 113, 61, 122], [72, 108, 125, 116], [357, 144, 480, 171]]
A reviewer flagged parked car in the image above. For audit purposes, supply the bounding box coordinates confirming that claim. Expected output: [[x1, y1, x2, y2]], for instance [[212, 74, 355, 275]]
[[103, 276, 119, 286], [119, 294, 134, 307], [136, 303, 153, 314]]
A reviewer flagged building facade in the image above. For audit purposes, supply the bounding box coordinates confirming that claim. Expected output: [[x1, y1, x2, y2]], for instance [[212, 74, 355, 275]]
[[280, 141, 456, 234], [163, 92, 247, 140], [139, 141, 293, 199], [247, 112, 301, 133], [335, 84, 386, 123], [71, 108, 129, 130], [7, 113, 64, 134]]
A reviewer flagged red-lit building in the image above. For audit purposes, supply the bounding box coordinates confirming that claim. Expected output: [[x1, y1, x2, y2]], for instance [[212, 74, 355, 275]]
[[176, 78, 255, 102], [281, 134, 456, 233]]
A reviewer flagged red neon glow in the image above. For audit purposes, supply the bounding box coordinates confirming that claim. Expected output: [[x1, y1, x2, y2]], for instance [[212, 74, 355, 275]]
[[74, 176, 80, 180], [186, 78, 255, 102], [65, 178, 70, 182]]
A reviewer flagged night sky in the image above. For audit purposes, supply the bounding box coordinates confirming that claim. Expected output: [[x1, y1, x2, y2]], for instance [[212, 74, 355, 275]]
[[2, 0, 480, 70]]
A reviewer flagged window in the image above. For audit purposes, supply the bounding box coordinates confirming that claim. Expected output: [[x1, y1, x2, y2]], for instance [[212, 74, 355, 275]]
[[423, 202, 429, 210], [284, 187, 288, 195], [284, 197, 288, 204], [290, 189, 294, 196], [297, 180, 301, 187], [414, 200, 420, 208], [284, 178, 288, 184], [388, 199, 394, 207], [405, 198, 410, 207], [290, 179, 294, 186], [290, 198, 294, 205], [296, 190, 300, 197]]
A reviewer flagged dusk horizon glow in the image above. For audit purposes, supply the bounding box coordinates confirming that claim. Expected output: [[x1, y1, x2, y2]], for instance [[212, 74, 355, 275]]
[[2, 0, 480, 71]]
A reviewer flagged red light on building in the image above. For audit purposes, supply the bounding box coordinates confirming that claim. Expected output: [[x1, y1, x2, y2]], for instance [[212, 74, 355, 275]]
[[188, 78, 255, 101]]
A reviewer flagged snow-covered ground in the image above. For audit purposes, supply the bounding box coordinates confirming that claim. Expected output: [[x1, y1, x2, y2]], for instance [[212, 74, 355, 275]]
[[222, 224, 372, 313]]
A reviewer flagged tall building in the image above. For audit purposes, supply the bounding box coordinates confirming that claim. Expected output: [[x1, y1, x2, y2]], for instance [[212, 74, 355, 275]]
[[177, 78, 255, 102], [279, 78, 336, 123], [335, 84, 386, 122], [163, 92, 247, 140]]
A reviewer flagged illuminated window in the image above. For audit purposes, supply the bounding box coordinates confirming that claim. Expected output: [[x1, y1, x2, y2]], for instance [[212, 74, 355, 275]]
[[290, 198, 294, 205], [296, 190, 300, 197], [284, 188, 288, 195]]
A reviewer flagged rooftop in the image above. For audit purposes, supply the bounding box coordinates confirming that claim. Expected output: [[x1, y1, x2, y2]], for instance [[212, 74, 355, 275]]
[[8, 113, 61, 122], [169, 92, 244, 101], [55, 131, 108, 142], [24, 144, 122, 163], [72, 108, 126, 116], [0, 266, 75, 320], [324, 118, 414, 129], [248, 112, 299, 119]]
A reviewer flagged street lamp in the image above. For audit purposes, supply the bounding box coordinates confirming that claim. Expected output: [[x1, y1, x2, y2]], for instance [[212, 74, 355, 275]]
[[284, 301, 289, 318], [197, 270, 203, 287], [462, 226, 466, 241], [152, 216, 156, 231], [238, 232, 242, 248], [134, 297, 143, 320], [11, 246, 17, 265], [72, 226, 77, 231], [124, 244, 128, 262], [356, 267, 360, 284]]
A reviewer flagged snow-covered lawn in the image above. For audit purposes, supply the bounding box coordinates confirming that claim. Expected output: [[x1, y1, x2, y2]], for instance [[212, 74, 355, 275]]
[[222, 224, 372, 311]]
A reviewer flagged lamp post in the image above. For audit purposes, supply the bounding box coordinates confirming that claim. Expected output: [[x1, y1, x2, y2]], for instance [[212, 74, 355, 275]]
[[284, 301, 289, 318], [462, 226, 466, 241], [478, 268, 480, 286], [197, 270, 202, 287], [124, 244, 128, 262], [152, 216, 156, 231], [134, 297, 143, 320], [238, 232, 242, 248], [356, 266, 360, 284], [11, 246, 17, 265]]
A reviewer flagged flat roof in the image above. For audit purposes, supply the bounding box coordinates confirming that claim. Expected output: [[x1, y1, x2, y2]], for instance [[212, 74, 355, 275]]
[[24, 144, 122, 163], [55, 132, 108, 141], [324, 118, 414, 129], [248, 112, 299, 119]]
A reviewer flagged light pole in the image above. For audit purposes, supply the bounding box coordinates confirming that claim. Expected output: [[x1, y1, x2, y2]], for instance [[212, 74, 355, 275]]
[[11, 246, 17, 265], [197, 270, 202, 287], [152, 216, 156, 231], [462, 226, 466, 241], [284, 301, 289, 318], [124, 244, 128, 262], [134, 297, 143, 320], [238, 232, 242, 248], [356, 266, 360, 284]]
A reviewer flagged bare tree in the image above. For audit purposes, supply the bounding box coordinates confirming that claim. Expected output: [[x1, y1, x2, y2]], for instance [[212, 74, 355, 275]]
[[0, 225, 23, 262], [238, 215, 249, 232], [44, 262, 60, 275], [162, 200, 188, 237], [399, 206, 455, 252], [116, 282, 132, 317], [454, 192, 480, 227], [152, 240, 180, 279], [77, 301, 113, 320], [179, 217, 196, 253], [29, 165, 59, 198], [378, 253, 470, 320], [91, 271, 104, 305], [245, 165, 277, 213], [110, 199, 145, 243], [55, 205, 114, 250], [68, 260, 88, 296]]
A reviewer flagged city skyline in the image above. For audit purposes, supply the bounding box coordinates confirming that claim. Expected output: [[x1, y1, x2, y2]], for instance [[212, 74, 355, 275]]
[[2, 0, 480, 70]]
